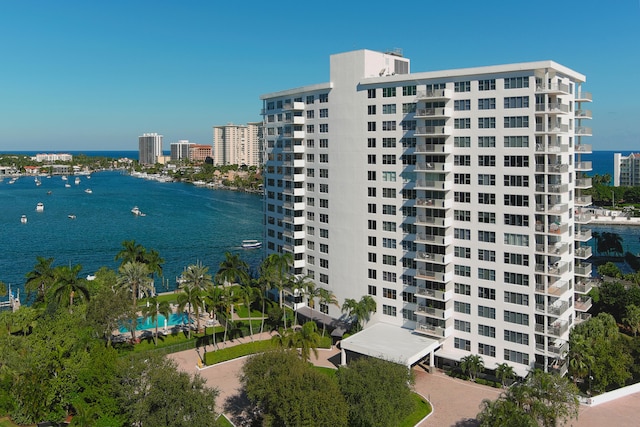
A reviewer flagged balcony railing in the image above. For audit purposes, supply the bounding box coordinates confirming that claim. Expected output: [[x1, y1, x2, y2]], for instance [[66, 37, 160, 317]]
[[575, 246, 593, 259], [575, 127, 592, 136], [536, 82, 570, 94], [575, 212, 592, 223], [548, 321, 569, 337], [575, 280, 595, 294], [575, 161, 593, 171], [414, 144, 452, 154], [575, 110, 592, 119], [415, 126, 452, 136], [575, 143, 592, 152], [575, 296, 593, 312], [575, 312, 592, 325], [416, 89, 452, 100], [416, 269, 446, 282], [575, 91, 593, 102], [575, 263, 592, 276], [575, 178, 592, 188], [575, 229, 592, 241], [415, 286, 446, 300], [536, 102, 569, 114], [536, 124, 569, 133], [415, 321, 448, 338], [575, 195, 593, 205], [415, 252, 446, 264], [416, 305, 446, 319], [415, 107, 452, 117], [548, 341, 569, 356]]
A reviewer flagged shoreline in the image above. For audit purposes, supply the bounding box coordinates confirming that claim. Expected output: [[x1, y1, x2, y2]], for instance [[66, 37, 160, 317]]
[[590, 217, 640, 226]]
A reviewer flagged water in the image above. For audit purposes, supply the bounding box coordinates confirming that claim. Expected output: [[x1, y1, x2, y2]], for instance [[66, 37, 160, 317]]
[[119, 312, 188, 332], [0, 171, 264, 302], [589, 224, 640, 257], [584, 150, 625, 185]]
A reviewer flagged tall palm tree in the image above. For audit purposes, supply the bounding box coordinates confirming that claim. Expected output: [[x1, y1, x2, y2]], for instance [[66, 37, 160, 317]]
[[221, 285, 240, 342], [182, 261, 214, 290], [460, 354, 485, 382], [290, 274, 316, 326], [116, 261, 153, 342], [271, 327, 295, 349], [317, 287, 339, 337], [142, 296, 171, 346], [177, 285, 204, 339], [239, 282, 258, 339], [24, 256, 55, 303], [115, 240, 146, 265], [295, 321, 321, 361], [215, 252, 249, 286], [341, 295, 377, 332], [51, 264, 90, 313], [260, 252, 293, 309], [204, 285, 225, 348], [254, 275, 271, 334], [495, 363, 516, 388], [144, 248, 165, 290]]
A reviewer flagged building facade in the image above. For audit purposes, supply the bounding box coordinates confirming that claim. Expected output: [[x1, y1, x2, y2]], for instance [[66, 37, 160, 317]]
[[213, 122, 263, 167], [138, 133, 163, 165], [189, 144, 213, 163], [613, 153, 640, 187], [170, 140, 193, 162], [261, 49, 593, 374]]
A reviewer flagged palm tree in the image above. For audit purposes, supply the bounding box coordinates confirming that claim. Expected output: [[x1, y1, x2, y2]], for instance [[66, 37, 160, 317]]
[[204, 285, 225, 348], [290, 274, 316, 325], [295, 321, 321, 361], [221, 285, 240, 342], [24, 256, 55, 303], [215, 252, 249, 286], [51, 264, 90, 313], [144, 248, 165, 289], [115, 240, 146, 265], [317, 287, 339, 336], [254, 275, 271, 334], [177, 285, 204, 339], [495, 363, 516, 388], [239, 282, 258, 339], [116, 261, 153, 342], [271, 327, 295, 349], [460, 354, 484, 382], [260, 252, 293, 309], [341, 295, 377, 332], [142, 296, 171, 346], [182, 261, 214, 290]]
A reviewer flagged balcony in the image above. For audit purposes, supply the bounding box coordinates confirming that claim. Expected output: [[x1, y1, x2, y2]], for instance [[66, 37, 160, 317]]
[[282, 101, 304, 111], [548, 341, 569, 356], [416, 198, 452, 209], [575, 143, 592, 153], [575, 91, 593, 102], [536, 123, 569, 134], [575, 229, 592, 241], [575, 263, 592, 277], [415, 304, 449, 319], [415, 321, 450, 338], [415, 286, 449, 301], [416, 88, 453, 100], [575, 178, 592, 188], [536, 102, 569, 114], [575, 195, 593, 206], [284, 116, 305, 125], [575, 127, 592, 136], [414, 107, 452, 118], [575, 211, 592, 223], [548, 321, 570, 338], [575, 161, 592, 171], [415, 215, 449, 227], [575, 312, 592, 325], [536, 203, 569, 214], [415, 179, 452, 191], [548, 183, 569, 194], [575, 296, 593, 312], [536, 143, 569, 153], [416, 269, 451, 283], [536, 82, 570, 94], [548, 222, 568, 234], [575, 280, 595, 294], [415, 162, 452, 172], [414, 143, 453, 154], [550, 360, 569, 377], [575, 246, 592, 259], [415, 126, 452, 136], [575, 110, 593, 120], [548, 300, 570, 316]]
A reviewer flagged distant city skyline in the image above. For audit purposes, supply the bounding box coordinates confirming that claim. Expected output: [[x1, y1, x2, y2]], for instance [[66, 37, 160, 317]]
[[0, 0, 639, 151]]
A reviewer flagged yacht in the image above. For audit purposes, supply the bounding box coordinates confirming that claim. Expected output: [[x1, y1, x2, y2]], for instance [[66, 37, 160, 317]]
[[84, 188, 93, 194], [75, 177, 81, 185], [241, 240, 262, 249], [20, 215, 27, 224], [131, 206, 146, 216], [36, 202, 44, 212], [68, 214, 76, 220]]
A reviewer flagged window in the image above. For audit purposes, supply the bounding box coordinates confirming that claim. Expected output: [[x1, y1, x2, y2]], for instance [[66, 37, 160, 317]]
[[478, 98, 496, 110], [382, 137, 396, 148], [368, 154, 376, 165], [383, 305, 397, 316], [504, 136, 529, 147], [455, 246, 471, 258], [367, 171, 376, 181], [402, 85, 416, 96], [402, 103, 416, 113], [478, 306, 496, 319], [504, 310, 529, 325], [382, 205, 396, 215], [368, 269, 377, 279], [478, 231, 496, 243], [504, 330, 529, 345], [478, 249, 496, 262], [382, 238, 396, 248], [382, 171, 396, 181], [454, 210, 471, 221], [504, 96, 529, 108], [306, 95, 314, 104], [478, 343, 496, 357], [478, 287, 496, 300], [455, 338, 471, 351], [306, 124, 315, 133], [382, 104, 396, 114], [504, 291, 529, 306], [320, 139, 328, 148], [368, 220, 376, 231], [479, 79, 496, 90], [382, 87, 396, 97], [504, 77, 529, 89], [319, 93, 328, 103], [478, 268, 496, 281], [382, 121, 396, 131], [504, 155, 529, 167], [504, 253, 529, 266], [478, 136, 496, 148], [478, 193, 496, 205], [382, 154, 396, 164], [319, 184, 328, 193], [320, 199, 329, 208], [478, 174, 495, 185], [454, 136, 471, 147], [455, 191, 471, 203], [368, 236, 376, 246], [455, 173, 471, 185], [454, 118, 471, 129], [504, 194, 529, 206], [455, 265, 471, 277], [504, 175, 529, 187], [382, 221, 396, 232], [319, 213, 328, 223], [319, 108, 329, 118], [307, 169, 315, 178], [368, 203, 376, 214], [382, 188, 396, 198], [401, 120, 416, 131], [319, 169, 328, 178], [478, 324, 496, 338], [504, 272, 529, 286], [504, 349, 529, 365], [504, 116, 529, 128], [454, 228, 471, 240], [320, 258, 329, 268], [402, 308, 416, 321], [368, 122, 376, 131], [367, 89, 376, 98], [455, 283, 471, 295], [454, 99, 471, 110], [454, 155, 471, 166], [455, 301, 471, 314], [504, 214, 529, 227], [504, 233, 529, 247], [368, 138, 376, 148], [306, 110, 315, 119], [319, 154, 328, 163], [402, 291, 416, 303], [454, 81, 471, 92], [382, 271, 396, 283], [478, 117, 496, 128], [455, 319, 471, 332], [478, 211, 496, 224], [382, 288, 397, 299]]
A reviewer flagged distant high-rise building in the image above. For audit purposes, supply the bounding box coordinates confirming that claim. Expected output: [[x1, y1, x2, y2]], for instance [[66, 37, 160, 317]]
[[170, 140, 193, 162], [614, 153, 640, 187], [138, 133, 163, 165], [213, 122, 263, 167], [189, 144, 213, 163], [261, 49, 593, 375]]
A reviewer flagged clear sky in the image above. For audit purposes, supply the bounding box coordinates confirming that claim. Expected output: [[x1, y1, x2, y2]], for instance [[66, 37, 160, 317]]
[[0, 0, 638, 151]]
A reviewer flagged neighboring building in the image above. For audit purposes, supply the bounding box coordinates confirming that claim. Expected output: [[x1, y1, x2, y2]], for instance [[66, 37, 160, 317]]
[[138, 133, 163, 165], [213, 122, 263, 167], [170, 140, 193, 162], [613, 153, 640, 187], [34, 153, 73, 162], [189, 144, 213, 163], [261, 49, 593, 375]]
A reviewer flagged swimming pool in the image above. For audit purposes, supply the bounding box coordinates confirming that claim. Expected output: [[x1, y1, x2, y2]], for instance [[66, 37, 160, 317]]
[[119, 312, 189, 332]]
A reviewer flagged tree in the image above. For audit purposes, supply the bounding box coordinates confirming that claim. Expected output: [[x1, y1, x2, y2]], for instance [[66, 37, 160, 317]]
[[142, 296, 171, 346], [317, 287, 339, 336], [181, 261, 213, 291], [177, 285, 204, 339], [460, 354, 485, 382], [294, 321, 321, 361], [241, 350, 348, 427], [260, 252, 293, 309], [342, 295, 377, 332], [86, 282, 131, 347], [238, 282, 258, 338], [477, 370, 579, 427], [337, 357, 415, 427], [203, 285, 224, 348], [215, 252, 249, 286], [623, 304, 640, 336], [290, 274, 316, 325], [567, 333, 594, 388], [51, 264, 90, 313], [597, 262, 622, 279], [116, 261, 153, 342], [495, 363, 516, 388], [144, 248, 164, 287], [24, 256, 55, 304], [114, 240, 146, 266]]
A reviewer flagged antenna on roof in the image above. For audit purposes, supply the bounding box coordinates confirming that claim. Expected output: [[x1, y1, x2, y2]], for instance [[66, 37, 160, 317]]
[[379, 68, 386, 76]]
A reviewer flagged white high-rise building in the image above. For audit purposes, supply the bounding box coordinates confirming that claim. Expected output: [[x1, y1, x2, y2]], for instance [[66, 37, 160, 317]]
[[213, 122, 263, 167], [138, 133, 163, 165], [613, 153, 640, 187], [170, 140, 193, 162], [261, 49, 593, 374]]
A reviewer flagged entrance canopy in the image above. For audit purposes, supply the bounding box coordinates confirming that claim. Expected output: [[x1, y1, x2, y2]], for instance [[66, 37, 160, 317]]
[[340, 323, 441, 367]]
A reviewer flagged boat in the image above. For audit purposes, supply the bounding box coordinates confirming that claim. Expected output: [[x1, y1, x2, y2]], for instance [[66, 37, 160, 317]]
[[241, 240, 262, 249], [131, 206, 146, 216], [68, 214, 76, 220], [84, 188, 92, 194], [47, 191, 52, 195], [20, 215, 27, 224], [75, 177, 80, 185], [65, 183, 71, 188], [35, 202, 44, 212], [61, 175, 68, 181]]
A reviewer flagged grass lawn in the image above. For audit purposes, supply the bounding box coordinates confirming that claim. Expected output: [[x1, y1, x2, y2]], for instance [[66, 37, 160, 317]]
[[399, 393, 432, 427], [0, 417, 23, 427]]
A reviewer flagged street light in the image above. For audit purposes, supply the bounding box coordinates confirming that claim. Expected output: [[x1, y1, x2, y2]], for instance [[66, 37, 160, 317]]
[[612, 191, 615, 209]]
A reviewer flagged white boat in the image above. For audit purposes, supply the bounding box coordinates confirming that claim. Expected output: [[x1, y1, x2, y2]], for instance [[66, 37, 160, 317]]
[[20, 215, 27, 224], [84, 188, 92, 194], [65, 183, 71, 188], [241, 240, 262, 249], [61, 175, 68, 181], [75, 177, 80, 185], [36, 202, 44, 212], [68, 214, 76, 220], [131, 206, 146, 216]]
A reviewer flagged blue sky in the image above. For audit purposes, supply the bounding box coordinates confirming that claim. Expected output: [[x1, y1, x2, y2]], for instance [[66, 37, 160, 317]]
[[0, 0, 638, 151]]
